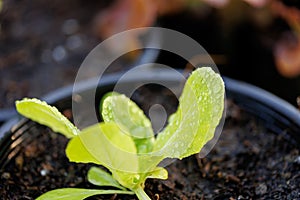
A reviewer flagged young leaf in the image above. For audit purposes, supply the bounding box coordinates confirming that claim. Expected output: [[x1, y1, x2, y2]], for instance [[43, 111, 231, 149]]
[[145, 167, 168, 180], [15, 98, 79, 138], [36, 188, 134, 200], [180, 67, 225, 158], [87, 166, 127, 190], [65, 135, 101, 165], [109, 166, 167, 190], [101, 92, 154, 153], [154, 67, 225, 159], [111, 170, 143, 190], [66, 122, 139, 173]]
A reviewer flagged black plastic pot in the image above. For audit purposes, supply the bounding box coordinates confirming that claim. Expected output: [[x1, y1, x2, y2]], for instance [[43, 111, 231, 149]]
[[0, 109, 17, 127], [224, 77, 300, 145], [0, 67, 299, 168]]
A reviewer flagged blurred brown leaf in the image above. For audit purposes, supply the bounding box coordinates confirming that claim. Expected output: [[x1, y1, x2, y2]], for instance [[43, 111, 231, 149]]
[[94, 0, 156, 39], [271, 1, 300, 34], [204, 0, 269, 8], [274, 32, 300, 78], [153, 0, 188, 15]]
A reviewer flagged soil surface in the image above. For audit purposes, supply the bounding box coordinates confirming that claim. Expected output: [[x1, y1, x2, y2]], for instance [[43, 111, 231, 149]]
[[0, 95, 299, 199]]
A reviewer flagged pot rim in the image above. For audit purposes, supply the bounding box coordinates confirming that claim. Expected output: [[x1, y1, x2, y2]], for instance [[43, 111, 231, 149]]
[[224, 77, 300, 127]]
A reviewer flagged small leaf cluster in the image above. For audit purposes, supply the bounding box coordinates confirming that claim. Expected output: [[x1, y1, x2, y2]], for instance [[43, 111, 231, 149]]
[[15, 67, 225, 200]]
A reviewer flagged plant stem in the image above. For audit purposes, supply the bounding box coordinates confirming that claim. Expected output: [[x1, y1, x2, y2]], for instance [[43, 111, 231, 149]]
[[134, 187, 151, 200]]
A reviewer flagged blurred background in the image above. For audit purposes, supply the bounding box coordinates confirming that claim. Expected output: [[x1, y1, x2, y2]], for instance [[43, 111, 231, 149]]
[[0, 0, 300, 122]]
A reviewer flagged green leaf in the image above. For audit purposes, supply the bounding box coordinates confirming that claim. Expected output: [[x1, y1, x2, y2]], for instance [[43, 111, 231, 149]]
[[15, 98, 79, 138], [65, 135, 101, 165], [146, 167, 168, 180], [87, 166, 126, 190], [66, 122, 138, 173], [109, 162, 167, 190], [154, 67, 225, 159], [112, 170, 143, 190], [101, 92, 154, 153], [36, 188, 134, 200]]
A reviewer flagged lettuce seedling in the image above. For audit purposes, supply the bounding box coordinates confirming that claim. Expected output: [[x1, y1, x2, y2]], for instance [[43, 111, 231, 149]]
[[15, 67, 225, 200]]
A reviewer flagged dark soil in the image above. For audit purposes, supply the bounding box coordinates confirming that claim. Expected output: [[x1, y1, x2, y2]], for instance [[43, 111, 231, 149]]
[[0, 98, 299, 200]]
